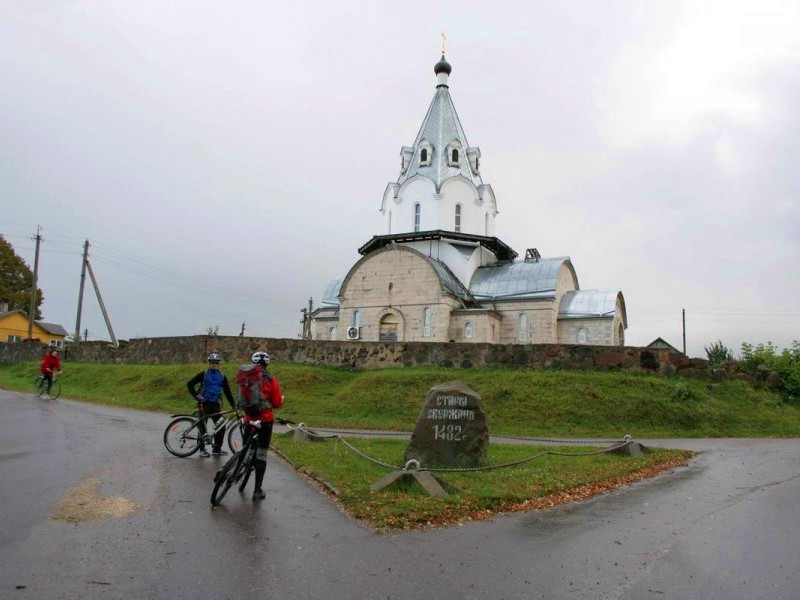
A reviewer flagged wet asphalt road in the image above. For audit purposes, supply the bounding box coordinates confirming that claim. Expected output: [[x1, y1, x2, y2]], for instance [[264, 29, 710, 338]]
[[1, 388, 799, 600]]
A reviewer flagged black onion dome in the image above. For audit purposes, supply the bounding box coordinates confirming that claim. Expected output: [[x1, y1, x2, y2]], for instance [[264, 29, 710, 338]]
[[434, 54, 452, 75]]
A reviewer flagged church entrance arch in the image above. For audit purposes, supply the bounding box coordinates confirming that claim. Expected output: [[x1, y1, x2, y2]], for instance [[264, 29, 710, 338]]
[[379, 313, 399, 342]]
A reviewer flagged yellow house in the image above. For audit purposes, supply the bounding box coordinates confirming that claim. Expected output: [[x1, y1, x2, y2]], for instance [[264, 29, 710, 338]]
[[0, 308, 69, 348]]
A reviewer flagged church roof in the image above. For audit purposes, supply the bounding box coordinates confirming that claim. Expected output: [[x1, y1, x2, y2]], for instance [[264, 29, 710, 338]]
[[469, 257, 574, 301], [558, 290, 626, 326], [358, 230, 517, 261], [321, 276, 345, 306], [397, 57, 483, 190]]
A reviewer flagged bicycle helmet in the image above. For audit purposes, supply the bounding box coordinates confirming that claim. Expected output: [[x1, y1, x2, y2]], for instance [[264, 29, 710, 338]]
[[207, 352, 222, 363], [251, 351, 270, 365]]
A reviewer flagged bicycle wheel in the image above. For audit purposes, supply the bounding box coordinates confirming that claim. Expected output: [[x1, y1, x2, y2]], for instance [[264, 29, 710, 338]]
[[237, 446, 257, 492], [34, 376, 45, 398], [163, 417, 202, 457], [227, 421, 245, 453], [211, 451, 246, 506], [49, 380, 62, 400]]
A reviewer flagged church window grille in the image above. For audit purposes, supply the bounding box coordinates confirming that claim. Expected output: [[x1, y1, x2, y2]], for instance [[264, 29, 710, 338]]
[[380, 314, 399, 342], [518, 314, 529, 342], [465, 322, 474, 338], [454, 204, 461, 232], [414, 203, 421, 232], [423, 308, 433, 337]]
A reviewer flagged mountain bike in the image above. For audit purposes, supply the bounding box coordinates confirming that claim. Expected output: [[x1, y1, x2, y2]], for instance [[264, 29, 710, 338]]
[[34, 373, 61, 399], [211, 417, 294, 506], [163, 407, 243, 457]]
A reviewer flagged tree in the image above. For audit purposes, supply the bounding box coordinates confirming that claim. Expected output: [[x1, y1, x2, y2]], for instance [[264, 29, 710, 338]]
[[0, 234, 44, 319]]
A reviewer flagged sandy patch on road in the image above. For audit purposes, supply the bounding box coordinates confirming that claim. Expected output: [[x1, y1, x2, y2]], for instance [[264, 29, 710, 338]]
[[51, 476, 138, 523]]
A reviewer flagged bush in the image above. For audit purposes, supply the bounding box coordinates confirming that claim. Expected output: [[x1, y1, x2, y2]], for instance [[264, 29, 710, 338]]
[[671, 382, 699, 402], [705, 340, 733, 368], [740, 341, 800, 404]]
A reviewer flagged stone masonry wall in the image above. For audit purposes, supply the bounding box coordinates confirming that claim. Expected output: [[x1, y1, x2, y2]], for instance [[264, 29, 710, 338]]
[[0, 335, 707, 375]]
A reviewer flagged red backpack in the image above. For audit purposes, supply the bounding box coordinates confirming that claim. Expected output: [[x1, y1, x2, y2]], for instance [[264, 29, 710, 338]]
[[235, 364, 273, 417]]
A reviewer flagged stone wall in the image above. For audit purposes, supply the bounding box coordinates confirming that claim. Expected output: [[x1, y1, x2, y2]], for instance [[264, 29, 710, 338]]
[[0, 335, 705, 375], [0, 342, 50, 364]]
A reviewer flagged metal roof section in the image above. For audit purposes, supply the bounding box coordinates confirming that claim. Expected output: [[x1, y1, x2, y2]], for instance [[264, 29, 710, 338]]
[[469, 257, 573, 301], [397, 57, 484, 191], [321, 276, 345, 306], [37, 321, 69, 336], [358, 230, 517, 261], [427, 256, 479, 306], [558, 290, 626, 326]]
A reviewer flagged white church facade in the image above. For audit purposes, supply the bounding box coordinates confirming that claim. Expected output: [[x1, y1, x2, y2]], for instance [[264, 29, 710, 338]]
[[310, 55, 627, 346]]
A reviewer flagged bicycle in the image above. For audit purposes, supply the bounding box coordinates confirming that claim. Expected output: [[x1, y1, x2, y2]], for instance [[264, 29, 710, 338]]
[[210, 417, 294, 506], [163, 407, 244, 458], [34, 372, 61, 399]]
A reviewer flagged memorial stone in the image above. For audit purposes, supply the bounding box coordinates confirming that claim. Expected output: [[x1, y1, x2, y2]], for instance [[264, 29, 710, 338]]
[[404, 380, 488, 468]]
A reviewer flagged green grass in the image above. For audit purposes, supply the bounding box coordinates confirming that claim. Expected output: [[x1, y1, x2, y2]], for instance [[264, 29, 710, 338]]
[[2, 361, 799, 437], [271, 435, 693, 530]]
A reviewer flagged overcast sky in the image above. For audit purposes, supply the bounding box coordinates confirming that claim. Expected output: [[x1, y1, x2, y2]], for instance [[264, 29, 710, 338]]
[[2, 0, 798, 358]]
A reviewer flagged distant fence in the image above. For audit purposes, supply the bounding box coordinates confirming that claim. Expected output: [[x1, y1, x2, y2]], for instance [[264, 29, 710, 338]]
[[0, 335, 707, 376]]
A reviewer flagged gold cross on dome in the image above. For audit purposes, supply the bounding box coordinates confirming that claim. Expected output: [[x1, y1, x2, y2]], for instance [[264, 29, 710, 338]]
[[441, 32, 447, 55]]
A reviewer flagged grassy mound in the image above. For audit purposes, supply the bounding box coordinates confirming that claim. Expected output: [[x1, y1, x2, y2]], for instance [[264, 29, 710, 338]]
[[2, 361, 798, 437]]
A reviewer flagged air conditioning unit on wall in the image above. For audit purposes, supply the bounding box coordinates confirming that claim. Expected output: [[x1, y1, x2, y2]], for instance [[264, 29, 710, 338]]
[[346, 326, 360, 340]]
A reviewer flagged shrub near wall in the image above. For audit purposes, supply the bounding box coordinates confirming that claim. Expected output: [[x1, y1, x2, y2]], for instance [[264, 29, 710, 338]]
[[0, 335, 705, 375]]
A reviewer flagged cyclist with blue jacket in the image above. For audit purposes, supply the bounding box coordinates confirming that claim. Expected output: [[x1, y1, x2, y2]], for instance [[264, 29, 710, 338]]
[[187, 352, 235, 457]]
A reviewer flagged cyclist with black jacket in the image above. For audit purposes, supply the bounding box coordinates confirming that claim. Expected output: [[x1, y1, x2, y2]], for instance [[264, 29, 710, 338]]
[[187, 352, 235, 457]]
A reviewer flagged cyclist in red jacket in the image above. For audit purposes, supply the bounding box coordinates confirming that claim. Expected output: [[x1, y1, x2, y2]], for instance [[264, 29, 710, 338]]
[[39, 348, 62, 393], [244, 351, 284, 500]]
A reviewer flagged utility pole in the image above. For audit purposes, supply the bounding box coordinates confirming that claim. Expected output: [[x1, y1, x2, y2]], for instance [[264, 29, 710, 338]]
[[27, 226, 42, 340], [74, 240, 118, 348], [85, 259, 118, 347], [682, 308, 686, 356], [74, 240, 89, 344]]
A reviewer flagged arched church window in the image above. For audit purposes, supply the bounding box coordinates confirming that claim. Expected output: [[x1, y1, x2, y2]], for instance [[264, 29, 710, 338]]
[[454, 204, 461, 232], [577, 328, 587, 344], [451, 149, 459, 163], [423, 308, 433, 337], [465, 321, 474, 338], [414, 203, 421, 232], [485, 212, 489, 235], [420, 148, 428, 163], [353, 310, 361, 328], [518, 313, 529, 342], [379, 313, 399, 342], [329, 326, 337, 341], [618, 324, 624, 347], [388, 211, 392, 234]]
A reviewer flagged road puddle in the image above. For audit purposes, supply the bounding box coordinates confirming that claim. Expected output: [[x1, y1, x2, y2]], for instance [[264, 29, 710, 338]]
[[51, 476, 138, 523]]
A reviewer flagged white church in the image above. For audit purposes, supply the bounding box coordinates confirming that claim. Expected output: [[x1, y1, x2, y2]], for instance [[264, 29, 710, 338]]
[[310, 54, 627, 346]]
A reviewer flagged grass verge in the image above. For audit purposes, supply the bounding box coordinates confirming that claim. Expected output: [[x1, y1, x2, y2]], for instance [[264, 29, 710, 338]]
[[271, 434, 693, 530]]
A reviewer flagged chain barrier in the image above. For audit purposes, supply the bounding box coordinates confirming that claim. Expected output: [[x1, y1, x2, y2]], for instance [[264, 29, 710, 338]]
[[282, 422, 634, 474]]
